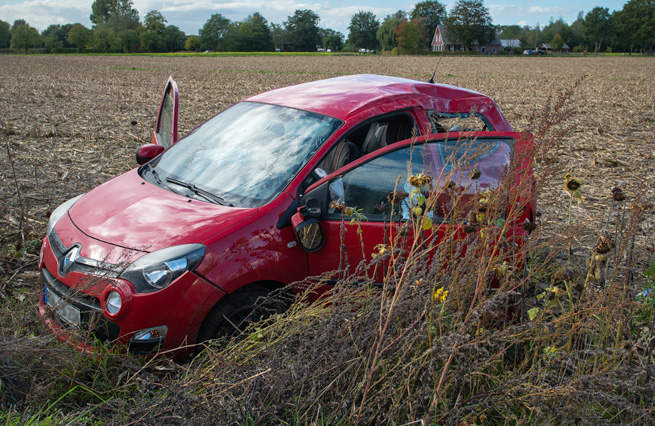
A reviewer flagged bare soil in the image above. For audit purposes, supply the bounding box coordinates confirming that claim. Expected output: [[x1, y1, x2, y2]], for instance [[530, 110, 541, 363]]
[[1, 54, 654, 278]]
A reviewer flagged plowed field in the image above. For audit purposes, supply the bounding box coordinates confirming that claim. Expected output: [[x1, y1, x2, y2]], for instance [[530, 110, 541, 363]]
[[1, 54, 654, 268]]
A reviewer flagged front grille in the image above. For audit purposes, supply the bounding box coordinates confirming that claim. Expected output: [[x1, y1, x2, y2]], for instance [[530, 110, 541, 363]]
[[49, 231, 120, 278], [41, 267, 120, 342]]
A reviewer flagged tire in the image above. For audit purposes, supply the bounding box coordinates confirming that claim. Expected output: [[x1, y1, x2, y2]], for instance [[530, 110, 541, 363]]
[[196, 285, 287, 344]]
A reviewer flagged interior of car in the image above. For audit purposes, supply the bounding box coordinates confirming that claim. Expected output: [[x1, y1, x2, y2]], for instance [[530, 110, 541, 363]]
[[318, 113, 416, 175]]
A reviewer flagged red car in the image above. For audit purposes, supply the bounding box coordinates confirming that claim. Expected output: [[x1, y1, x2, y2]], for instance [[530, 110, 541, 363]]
[[39, 74, 535, 358]]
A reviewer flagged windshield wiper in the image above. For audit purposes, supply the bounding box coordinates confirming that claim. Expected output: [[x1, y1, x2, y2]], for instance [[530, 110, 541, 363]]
[[144, 163, 162, 184], [166, 177, 232, 206]]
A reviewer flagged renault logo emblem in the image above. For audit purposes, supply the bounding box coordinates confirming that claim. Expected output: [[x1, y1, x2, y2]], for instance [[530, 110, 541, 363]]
[[62, 245, 80, 275]]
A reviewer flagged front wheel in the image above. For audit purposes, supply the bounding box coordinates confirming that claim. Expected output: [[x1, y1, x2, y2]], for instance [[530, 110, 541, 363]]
[[196, 285, 287, 344]]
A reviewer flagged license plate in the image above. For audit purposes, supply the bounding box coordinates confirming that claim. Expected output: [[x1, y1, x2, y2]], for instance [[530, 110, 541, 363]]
[[46, 287, 81, 327]]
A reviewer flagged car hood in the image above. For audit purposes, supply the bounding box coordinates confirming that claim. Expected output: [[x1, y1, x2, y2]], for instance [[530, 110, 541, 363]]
[[68, 169, 257, 252]]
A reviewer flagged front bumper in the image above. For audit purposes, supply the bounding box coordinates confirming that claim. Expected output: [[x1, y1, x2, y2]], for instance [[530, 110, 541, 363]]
[[39, 218, 224, 358]]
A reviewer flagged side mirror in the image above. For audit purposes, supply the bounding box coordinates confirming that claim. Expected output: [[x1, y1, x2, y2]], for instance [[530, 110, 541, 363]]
[[136, 144, 165, 165], [292, 212, 324, 252]]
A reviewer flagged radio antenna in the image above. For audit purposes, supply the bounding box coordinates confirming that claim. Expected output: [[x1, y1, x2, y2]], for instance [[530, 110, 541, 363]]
[[428, 47, 445, 84]]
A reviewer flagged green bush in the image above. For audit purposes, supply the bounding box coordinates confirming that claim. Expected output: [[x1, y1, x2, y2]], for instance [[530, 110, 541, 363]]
[[51, 47, 78, 54]]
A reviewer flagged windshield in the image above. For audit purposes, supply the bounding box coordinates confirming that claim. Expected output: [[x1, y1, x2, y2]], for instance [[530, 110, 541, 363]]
[[148, 102, 342, 207]]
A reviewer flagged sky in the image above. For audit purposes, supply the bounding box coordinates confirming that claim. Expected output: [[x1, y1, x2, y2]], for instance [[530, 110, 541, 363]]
[[0, 0, 628, 37]]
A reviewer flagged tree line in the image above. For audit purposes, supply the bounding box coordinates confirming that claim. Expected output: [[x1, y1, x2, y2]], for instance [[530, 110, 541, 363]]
[[499, 2, 655, 54], [1, 0, 653, 54]]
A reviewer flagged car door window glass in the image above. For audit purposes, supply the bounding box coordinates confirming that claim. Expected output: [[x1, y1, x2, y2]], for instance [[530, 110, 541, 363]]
[[328, 137, 512, 222], [316, 113, 417, 177]]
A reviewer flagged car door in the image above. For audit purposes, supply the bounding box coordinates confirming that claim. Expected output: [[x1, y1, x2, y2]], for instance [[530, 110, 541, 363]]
[[296, 131, 534, 286], [151, 76, 179, 148]]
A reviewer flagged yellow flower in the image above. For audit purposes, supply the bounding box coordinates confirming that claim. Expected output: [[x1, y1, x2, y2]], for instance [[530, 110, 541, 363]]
[[492, 261, 511, 277], [433, 287, 448, 303], [408, 173, 433, 188], [374, 244, 388, 255]]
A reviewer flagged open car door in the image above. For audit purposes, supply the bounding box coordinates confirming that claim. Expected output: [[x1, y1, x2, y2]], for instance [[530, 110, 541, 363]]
[[151, 76, 179, 148], [292, 131, 536, 286]]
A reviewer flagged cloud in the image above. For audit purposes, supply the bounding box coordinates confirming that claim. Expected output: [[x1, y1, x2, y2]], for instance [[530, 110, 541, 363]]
[[488, 4, 570, 18], [0, 0, 91, 29]]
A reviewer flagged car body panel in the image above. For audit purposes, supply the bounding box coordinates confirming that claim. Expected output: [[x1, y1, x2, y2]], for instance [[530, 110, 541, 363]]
[[68, 169, 258, 252], [247, 74, 511, 131], [198, 191, 309, 294]]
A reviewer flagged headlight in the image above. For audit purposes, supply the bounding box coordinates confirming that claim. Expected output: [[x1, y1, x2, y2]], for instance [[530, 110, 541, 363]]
[[120, 244, 205, 293], [46, 194, 83, 236]]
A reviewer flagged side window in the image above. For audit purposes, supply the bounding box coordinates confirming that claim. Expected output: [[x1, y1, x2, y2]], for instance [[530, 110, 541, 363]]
[[316, 113, 417, 176], [425, 139, 511, 218], [429, 111, 491, 133], [328, 137, 513, 222], [327, 146, 422, 221]]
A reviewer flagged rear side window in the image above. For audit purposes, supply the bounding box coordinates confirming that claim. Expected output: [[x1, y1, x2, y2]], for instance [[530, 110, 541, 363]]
[[429, 111, 492, 133]]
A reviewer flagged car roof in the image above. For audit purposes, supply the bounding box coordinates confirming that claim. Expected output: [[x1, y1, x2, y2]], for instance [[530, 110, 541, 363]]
[[245, 74, 507, 126]]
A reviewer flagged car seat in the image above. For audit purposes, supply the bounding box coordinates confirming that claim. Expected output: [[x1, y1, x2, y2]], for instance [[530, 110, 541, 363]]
[[320, 140, 360, 174]]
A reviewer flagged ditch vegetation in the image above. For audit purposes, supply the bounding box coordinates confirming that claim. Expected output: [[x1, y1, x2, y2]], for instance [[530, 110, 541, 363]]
[[1, 55, 655, 424]]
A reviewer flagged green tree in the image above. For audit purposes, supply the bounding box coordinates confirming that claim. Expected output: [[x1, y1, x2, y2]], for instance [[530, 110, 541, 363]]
[[10, 24, 41, 53], [394, 19, 420, 51], [144, 10, 166, 34], [109, 0, 139, 32], [377, 12, 405, 51], [520, 24, 542, 48], [163, 25, 186, 52], [0, 20, 12, 48], [140, 31, 165, 52], [270, 23, 286, 50], [570, 11, 585, 49], [42, 24, 74, 50], [199, 13, 230, 51], [93, 25, 120, 50], [319, 28, 344, 51], [10, 19, 27, 34], [444, 0, 495, 50], [90, 0, 113, 25], [541, 17, 574, 48], [90, 0, 139, 32], [584, 6, 612, 52], [410, 0, 446, 48], [233, 13, 274, 51], [347, 11, 380, 50], [284, 9, 321, 51], [118, 29, 139, 52], [43, 34, 63, 51], [140, 10, 172, 52], [615, 0, 655, 54], [551, 33, 564, 50], [498, 24, 523, 39], [67, 24, 93, 50], [185, 35, 201, 51]]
